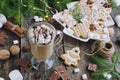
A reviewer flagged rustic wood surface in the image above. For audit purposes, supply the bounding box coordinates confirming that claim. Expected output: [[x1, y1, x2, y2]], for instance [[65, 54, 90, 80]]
[[0, 6, 120, 80]]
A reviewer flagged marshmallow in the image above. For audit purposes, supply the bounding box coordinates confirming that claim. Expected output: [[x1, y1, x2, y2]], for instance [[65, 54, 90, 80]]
[[113, 0, 120, 6], [0, 14, 7, 24], [33, 16, 39, 20], [33, 16, 43, 22], [9, 70, 23, 80], [13, 40, 19, 44], [115, 15, 120, 27], [103, 72, 108, 78], [0, 77, 4, 80], [107, 74, 112, 79], [74, 68, 80, 73], [0, 22, 3, 29], [41, 24, 49, 30], [82, 74, 88, 80]]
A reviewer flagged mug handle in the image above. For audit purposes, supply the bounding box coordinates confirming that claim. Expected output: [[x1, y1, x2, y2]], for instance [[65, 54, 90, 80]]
[[54, 30, 63, 45]]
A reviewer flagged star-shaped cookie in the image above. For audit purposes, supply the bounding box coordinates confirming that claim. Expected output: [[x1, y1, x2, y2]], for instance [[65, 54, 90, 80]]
[[60, 47, 80, 67]]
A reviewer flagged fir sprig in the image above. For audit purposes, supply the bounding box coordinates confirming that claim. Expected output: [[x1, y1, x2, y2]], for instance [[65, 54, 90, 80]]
[[109, 0, 117, 9], [70, 3, 82, 23], [89, 51, 120, 80]]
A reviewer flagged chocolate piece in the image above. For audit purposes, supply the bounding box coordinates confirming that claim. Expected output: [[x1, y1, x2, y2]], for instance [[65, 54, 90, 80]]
[[49, 71, 60, 80], [0, 32, 8, 39], [23, 64, 32, 72], [55, 66, 70, 80], [0, 38, 7, 46], [33, 72, 41, 79], [16, 58, 32, 72], [88, 63, 97, 71], [103, 3, 111, 8], [16, 58, 29, 67], [22, 45, 30, 52]]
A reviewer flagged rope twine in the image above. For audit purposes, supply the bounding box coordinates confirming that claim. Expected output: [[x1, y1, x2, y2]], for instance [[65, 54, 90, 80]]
[[55, 41, 104, 56]]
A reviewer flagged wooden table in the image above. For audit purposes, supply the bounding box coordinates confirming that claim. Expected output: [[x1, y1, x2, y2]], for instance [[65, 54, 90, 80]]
[[0, 6, 120, 80]]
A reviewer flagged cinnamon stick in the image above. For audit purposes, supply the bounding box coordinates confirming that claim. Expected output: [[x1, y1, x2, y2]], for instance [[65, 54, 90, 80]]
[[4, 21, 26, 38]]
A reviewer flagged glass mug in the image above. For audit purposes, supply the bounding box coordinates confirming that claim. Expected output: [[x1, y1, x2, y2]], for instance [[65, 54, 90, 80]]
[[28, 22, 63, 70]]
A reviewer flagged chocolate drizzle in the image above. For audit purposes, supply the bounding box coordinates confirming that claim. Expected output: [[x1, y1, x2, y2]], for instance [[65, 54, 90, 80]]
[[33, 26, 37, 44], [31, 24, 53, 45]]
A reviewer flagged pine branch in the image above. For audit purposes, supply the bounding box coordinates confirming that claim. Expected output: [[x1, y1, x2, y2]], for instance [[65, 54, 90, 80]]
[[90, 51, 120, 79], [109, 0, 117, 9], [89, 55, 112, 69]]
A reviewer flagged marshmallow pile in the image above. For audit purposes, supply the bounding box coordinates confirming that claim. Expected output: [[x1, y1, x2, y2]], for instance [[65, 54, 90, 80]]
[[28, 24, 53, 44], [0, 14, 7, 28], [103, 72, 112, 79]]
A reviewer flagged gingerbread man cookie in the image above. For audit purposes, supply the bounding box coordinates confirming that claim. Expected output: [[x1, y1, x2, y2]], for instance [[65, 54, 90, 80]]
[[60, 47, 80, 67]]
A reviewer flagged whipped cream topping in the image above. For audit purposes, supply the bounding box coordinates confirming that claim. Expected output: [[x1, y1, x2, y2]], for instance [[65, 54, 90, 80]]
[[28, 24, 53, 44]]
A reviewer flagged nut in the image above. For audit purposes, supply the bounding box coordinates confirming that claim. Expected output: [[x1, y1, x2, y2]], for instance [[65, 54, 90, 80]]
[[0, 49, 10, 60], [10, 45, 20, 55]]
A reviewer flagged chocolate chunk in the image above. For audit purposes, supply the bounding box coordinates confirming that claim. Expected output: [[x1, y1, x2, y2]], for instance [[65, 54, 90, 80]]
[[55, 66, 70, 80], [22, 45, 30, 52], [23, 64, 32, 72], [103, 3, 111, 8], [49, 71, 60, 80], [16, 58, 29, 67], [0, 38, 7, 46], [16, 58, 32, 72], [0, 32, 8, 39], [33, 72, 41, 79], [88, 63, 97, 71]]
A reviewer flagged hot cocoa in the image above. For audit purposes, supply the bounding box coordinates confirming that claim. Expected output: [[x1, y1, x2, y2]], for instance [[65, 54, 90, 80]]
[[28, 23, 55, 60]]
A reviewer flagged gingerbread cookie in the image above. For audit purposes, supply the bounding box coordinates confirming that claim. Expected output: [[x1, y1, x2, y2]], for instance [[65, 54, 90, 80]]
[[60, 47, 80, 67]]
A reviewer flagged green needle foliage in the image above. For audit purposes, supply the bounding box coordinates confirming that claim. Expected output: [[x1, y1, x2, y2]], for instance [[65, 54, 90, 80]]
[[70, 3, 82, 23], [109, 0, 117, 9], [48, 0, 72, 11], [89, 51, 120, 80], [0, 0, 72, 24]]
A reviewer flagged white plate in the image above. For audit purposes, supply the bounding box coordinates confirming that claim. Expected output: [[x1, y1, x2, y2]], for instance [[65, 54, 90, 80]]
[[53, 1, 114, 42]]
